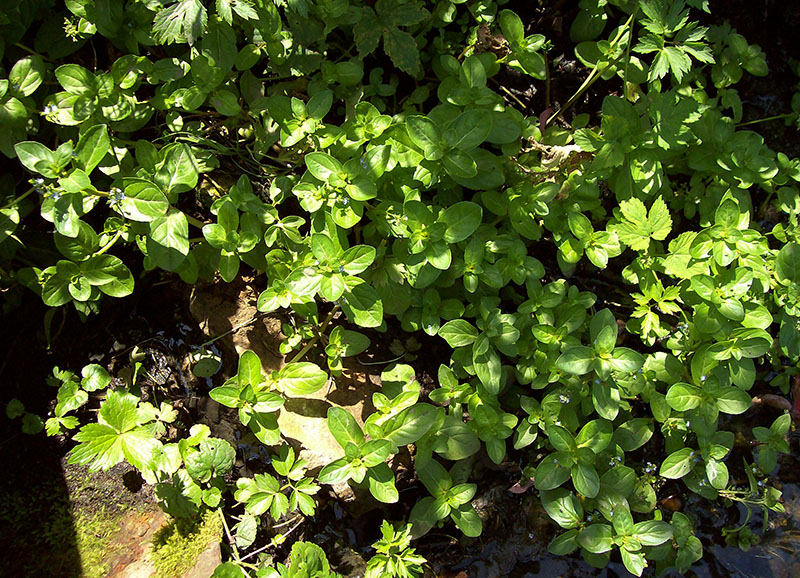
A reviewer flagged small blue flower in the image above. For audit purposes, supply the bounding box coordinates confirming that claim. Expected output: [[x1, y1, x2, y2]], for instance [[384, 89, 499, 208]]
[[109, 187, 125, 206]]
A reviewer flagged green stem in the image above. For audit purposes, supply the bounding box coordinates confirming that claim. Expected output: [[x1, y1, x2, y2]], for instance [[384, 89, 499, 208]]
[[238, 516, 303, 564], [14, 43, 48, 60], [736, 113, 795, 128], [288, 306, 338, 364], [95, 230, 123, 256], [546, 12, 635, 129], [217, 509, 241, 563], [186, 214, 206, 229], [758, 188, 776, 216], [1, 188, 34, 211], [357, 352, 405, 366], [545, 53, 552, 109], [494, 81, 527, 111]]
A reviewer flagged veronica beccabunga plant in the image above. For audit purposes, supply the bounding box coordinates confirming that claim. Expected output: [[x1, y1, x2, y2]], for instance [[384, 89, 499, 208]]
[[4, 0, 798, 576]]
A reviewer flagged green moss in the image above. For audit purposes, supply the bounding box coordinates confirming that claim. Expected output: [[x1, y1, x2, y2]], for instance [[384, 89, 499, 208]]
[[0, 485, 79, 578], [0, 475, 145, 578], [75, 506, 138, 578], [150, 509, 223, 578]]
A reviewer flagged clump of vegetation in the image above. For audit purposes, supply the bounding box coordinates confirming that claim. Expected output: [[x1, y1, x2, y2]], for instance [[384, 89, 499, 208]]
[[151, 509, 223, 578], [3, 0, 799, 576], [0, 465, 149, 578]]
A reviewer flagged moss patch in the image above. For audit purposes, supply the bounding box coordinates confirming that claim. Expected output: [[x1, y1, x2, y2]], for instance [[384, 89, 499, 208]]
[[0, 480, 80, 577], [0, 464, 150, 578], [74, 505, 142, 578], [150, 509, 223, 578]]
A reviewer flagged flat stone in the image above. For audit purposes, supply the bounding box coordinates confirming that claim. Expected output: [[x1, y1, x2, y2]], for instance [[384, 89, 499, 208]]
[[190, 281, 387, 498], [184, 541, 221, 578], [108, 510, 168, 578], [189, 280, 283, 374], [190, 281, 383, 473], [278, 367, 380, 475]]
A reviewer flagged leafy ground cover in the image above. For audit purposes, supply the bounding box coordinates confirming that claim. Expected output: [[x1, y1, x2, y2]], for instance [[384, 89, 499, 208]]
[[2, 0, 800, 576]]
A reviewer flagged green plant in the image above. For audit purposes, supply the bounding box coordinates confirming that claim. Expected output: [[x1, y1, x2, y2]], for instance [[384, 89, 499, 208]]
[[409, 458, 482, 537], [235, 445, 319, 521], [752, 413, 792, 473], [7, 0, 800, 576], [209, 350, 327, 445], [212, 541, 342, 578], [365, 521, 426, 578], [318, 406, 400, 503], [5, 398, 44, 434]]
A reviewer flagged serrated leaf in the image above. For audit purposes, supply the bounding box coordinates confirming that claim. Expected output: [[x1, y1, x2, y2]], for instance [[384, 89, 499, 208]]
[[353, 9, 382, 56], [383, 27, 421, 76], [185, 438, 236, 483], [70, 391, 161, 471], [235, 513, 258, 550], [235, 472, 280, 515], [616, 197, 672, 251], [81, 364, 111, 392], [647, 197, 672, 240], [153, 0, 208, 45]]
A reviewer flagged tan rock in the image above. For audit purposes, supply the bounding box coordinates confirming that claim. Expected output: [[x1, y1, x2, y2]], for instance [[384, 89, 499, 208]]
[[278, 368, 380, 474], [189, 280, 283, 374], [190, 280, 386, 498], [183, 541, 221, 578]]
